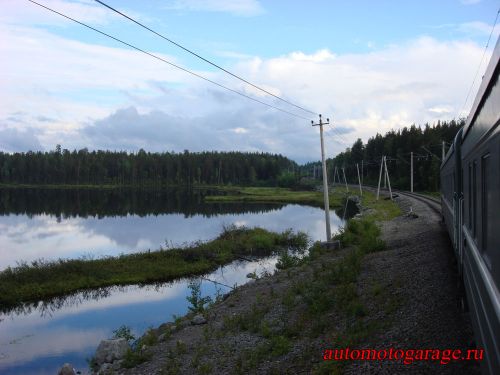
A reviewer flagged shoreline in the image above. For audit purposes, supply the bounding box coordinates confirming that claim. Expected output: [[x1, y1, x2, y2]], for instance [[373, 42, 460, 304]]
[[0, 227, 308, 312], [88, 191, 477, 375], [93, 195, 395, 374]]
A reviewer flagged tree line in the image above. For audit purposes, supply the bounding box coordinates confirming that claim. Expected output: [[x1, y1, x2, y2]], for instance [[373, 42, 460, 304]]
[[0, 120, 462, 191], [0, 147, 297, 186], [303, 119, 463, 192]]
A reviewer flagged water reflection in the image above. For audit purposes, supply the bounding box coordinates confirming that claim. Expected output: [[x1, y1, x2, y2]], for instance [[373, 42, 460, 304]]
[[0, 187, 351, 374], [0, 199, 342, 270], [0, 187, 286, 218], [0, 257, 278, 375]]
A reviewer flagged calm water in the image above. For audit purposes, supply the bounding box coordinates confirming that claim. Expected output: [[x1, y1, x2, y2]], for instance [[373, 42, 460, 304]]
[[0, 187, 347, 374]]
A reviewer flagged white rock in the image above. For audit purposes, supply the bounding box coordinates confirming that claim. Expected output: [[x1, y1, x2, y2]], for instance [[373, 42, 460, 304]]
[[57, 363, 76, 375], [94, 338, 130, 366], [191, 314, 207, 325]]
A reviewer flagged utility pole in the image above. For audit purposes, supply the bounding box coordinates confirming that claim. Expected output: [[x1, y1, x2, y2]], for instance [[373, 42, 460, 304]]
[[356, 163, 362, 196], [361, 160, 364, 186], [377, 156, 384, 200], [384, 156, 393, 200], [411, 152, 414, 193], [312, 114, 331, 241], [383, 162, 387, 189], [442, 141, 445, 162], [342, 167, 349, 192]]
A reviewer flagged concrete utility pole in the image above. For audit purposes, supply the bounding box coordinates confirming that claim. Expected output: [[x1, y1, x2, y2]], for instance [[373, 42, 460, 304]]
[[377, 156, 384, 200], [411, 152, 414, 193], [356, 163, 362, 196], [312, 114, 331, 241], [361, 160, 364, 186], [342, 167, 349, 192], [383, 162, 387, 188], [442, 141, 446, 162], [334, 167, 340, 185], [384, 156, 393, 200]]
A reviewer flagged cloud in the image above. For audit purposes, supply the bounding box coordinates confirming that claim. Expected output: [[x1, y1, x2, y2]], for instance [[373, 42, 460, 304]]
[[166, 0, 264, 16], [428, 105, 453, 114], [0, 127, 43, 152], [0, 15, 490, 161], [81, 106, 312, 159]]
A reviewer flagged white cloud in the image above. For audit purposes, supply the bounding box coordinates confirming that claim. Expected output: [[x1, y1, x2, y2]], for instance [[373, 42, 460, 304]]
[[0, 127, 43, 152], [167, 0, 264, 16], [428, 105, 453, 114], [232, 127, 249, 134], [0, 18, 490, 162]]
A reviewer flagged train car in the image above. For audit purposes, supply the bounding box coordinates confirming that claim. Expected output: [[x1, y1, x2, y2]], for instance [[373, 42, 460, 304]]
[[441, 36, 500, 375]]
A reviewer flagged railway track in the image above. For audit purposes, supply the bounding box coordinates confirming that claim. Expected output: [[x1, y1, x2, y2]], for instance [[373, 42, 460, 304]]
[[349, 183, 442, 215], [392, 190, 441, 215]]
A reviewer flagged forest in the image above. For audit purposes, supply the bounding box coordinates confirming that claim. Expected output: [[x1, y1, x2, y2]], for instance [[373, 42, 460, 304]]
[[0, 120, 462, 192], [301, 119, 463, 192], [0, 148, 297, 187]]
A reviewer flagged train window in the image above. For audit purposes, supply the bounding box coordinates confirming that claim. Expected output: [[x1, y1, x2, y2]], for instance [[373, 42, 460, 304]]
[[481, 154, 490, 258], [473, 160, 477, 238]]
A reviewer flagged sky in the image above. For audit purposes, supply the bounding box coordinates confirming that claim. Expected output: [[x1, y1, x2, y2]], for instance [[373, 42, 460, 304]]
[[1, 0, 499, 162]]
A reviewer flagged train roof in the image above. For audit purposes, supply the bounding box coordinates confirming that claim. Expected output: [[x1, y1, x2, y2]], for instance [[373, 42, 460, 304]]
[[462, 35, 500, 140]]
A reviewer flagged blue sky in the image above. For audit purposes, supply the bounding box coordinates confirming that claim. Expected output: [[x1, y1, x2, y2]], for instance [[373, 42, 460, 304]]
[[1, 0, 499, 162]]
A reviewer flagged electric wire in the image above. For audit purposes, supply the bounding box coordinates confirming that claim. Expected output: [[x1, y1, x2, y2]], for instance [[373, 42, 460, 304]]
[[325, 123, 351, 146], [94, 0, 317, 116], [458, 7, 499, 119], [326, 124, 349, 145], [27, 0, 311, 121]]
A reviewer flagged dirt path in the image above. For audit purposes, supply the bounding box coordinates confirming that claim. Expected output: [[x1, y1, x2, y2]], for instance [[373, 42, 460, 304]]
[[113, 193, 479, 375]]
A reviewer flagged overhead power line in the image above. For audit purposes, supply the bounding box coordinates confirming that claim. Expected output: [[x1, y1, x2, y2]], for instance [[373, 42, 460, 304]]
[[94, 0, 317, 116], [327, 123, 351, 145], [458, 7, 500, 119], [27, 0, 311, 121]]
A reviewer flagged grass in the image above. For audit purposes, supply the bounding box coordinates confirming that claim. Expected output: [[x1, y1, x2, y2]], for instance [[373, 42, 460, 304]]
[[206, 187, 401, 222], [360, 191, 401, 221], [150, 193, 401, 373], [0, 226, 309, 311], [214, 214, 393, 373], [204, 186, 348, 208]]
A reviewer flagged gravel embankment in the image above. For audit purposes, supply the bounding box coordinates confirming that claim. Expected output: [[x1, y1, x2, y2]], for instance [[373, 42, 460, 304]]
[[344, 193, 479, 374]]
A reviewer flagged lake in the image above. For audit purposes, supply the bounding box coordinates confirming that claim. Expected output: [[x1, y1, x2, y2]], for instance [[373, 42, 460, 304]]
[[0, 187, 348, 374]]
